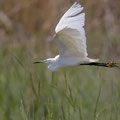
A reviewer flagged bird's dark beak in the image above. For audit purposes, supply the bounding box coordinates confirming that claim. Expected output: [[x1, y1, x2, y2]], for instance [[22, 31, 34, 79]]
[[32, 61, 45, 64]]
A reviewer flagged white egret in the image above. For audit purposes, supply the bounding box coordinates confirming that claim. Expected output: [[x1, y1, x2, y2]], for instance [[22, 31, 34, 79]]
[[33, 2, 118, 71]]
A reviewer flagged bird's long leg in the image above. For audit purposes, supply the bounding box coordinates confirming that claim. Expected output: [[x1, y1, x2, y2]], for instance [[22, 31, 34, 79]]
[[80, 62, 119, 67]]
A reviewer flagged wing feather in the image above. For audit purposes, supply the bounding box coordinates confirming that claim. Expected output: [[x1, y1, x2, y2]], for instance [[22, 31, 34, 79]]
[[55, 2, 88, 58], [55, 28, 87, 57], [55, 2, 85, 33]]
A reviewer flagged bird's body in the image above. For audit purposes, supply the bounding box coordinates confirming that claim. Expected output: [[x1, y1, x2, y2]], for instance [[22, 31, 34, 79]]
[[39, 55, 98, 71], [33, 2, 119, 71]]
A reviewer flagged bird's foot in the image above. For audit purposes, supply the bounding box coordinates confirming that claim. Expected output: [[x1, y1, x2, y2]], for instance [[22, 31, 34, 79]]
[[106, 62, 119, 67]]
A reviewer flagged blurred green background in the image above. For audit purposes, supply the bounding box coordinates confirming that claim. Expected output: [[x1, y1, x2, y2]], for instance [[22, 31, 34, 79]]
[[0, 0, 120, 120]]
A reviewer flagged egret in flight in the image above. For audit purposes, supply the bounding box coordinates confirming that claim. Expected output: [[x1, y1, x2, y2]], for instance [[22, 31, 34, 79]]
[[33, 2, 118, 71]]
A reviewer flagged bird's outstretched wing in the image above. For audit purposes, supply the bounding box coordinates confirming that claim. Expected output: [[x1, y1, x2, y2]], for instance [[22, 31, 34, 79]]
[[54, 2, 88, 58]]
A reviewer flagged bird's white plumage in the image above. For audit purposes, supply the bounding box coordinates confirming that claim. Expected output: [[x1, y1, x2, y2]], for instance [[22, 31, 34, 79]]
[[55, 2, 88, 57], [55, 28, 87, 57], [55, 2, 85, 33], [34, 2, 99, 71]]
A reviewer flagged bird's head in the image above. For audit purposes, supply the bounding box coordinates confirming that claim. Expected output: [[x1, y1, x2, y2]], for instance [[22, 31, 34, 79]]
[[33, 58, 60, 71]]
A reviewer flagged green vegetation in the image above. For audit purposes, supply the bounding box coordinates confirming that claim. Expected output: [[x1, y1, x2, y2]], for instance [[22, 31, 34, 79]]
[[0, 34, 120, 120]]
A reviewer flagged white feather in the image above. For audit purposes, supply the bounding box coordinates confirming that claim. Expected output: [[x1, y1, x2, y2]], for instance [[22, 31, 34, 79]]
[[35, 2, 99, 71], [55, 2, 87, 58]]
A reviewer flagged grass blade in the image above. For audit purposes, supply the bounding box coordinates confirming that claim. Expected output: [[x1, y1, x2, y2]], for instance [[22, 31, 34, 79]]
[[20, 90, 29, 120], [30, 73, 38, 99], [13, 55, 25, 69], [94, 84, 102, 120]]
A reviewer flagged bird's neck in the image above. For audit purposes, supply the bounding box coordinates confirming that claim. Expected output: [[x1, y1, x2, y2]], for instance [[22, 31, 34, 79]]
[[47, 55, 60, 71]]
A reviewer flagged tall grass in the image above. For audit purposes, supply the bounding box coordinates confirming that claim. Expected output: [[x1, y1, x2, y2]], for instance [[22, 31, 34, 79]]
[[1, 48, 120, 120]]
